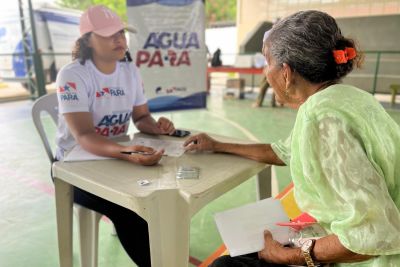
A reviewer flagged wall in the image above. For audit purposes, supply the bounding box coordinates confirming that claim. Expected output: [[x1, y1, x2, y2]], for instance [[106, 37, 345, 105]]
[[236, 1, 400, 93], [237, 0, 400, 48]]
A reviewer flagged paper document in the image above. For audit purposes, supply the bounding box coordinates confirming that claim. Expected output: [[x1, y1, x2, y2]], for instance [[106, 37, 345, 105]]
[[130, 137, 185, 157], [214, 197, 290, 257], [63, 137, 185, 162], [63, 145, 112, 162]]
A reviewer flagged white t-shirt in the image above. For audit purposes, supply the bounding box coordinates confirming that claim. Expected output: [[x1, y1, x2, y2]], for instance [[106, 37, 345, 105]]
[[55, 59, 147, 160]]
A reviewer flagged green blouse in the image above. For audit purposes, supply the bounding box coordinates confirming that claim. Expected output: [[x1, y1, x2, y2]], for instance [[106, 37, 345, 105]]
[[272, 84, 400, 266]]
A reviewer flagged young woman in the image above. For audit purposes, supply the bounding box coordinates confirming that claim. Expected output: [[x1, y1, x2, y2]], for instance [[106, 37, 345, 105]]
[[55, 5, 175, 266]]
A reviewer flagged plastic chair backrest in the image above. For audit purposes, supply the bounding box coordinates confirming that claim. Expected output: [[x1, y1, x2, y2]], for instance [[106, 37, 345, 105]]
[[32, 93, 104, 267], [31, 93, 58, 163]]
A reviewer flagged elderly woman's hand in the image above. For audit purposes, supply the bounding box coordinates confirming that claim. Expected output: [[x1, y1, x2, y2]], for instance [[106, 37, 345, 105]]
[[258, 230, 286, 263], [183, 133, 218, 152], [258, 230, 303, 265]]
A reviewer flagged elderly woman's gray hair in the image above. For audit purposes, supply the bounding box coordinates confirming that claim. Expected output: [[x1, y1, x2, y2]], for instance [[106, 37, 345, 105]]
[[264, 10, 362, 84]]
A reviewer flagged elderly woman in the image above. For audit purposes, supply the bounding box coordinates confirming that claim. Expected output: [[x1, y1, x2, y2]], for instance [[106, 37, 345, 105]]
[[184, 10, 400, 267]]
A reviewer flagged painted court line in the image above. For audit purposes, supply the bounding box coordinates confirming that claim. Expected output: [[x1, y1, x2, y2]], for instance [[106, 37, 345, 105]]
[[209, 112, 279, 195]]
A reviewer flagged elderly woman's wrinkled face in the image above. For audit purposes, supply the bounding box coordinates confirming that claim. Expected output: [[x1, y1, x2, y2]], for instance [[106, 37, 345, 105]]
[[263, 48, 288, 105]]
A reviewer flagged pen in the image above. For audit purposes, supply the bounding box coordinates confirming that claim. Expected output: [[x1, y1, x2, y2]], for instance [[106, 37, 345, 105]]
[[121, 151, 155, 156], [120, 151, 167, 156]]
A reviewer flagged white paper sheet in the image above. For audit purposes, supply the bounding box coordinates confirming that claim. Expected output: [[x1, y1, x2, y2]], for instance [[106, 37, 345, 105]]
[[63, 145, 113, 162], [130, 137, 185, 157], [214, 197, 290, 257], [63, 137, 186, 162]]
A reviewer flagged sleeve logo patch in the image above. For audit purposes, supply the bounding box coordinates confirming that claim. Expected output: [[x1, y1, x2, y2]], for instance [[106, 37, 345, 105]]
[[58, 82, 78, 101]]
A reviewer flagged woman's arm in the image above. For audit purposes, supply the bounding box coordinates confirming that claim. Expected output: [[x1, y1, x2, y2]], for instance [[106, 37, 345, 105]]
[[214, 143, 285, 165], [259, 231, 373, 265], [313, 235, 373, 263], [65, 112, 124, 158], [132, 104, 175, 135], [64, 112, 163, 165], [184, 133, 285, 165]]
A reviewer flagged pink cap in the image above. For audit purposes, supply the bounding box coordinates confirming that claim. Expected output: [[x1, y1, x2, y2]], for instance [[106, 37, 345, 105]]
[[79, 5, 136, 37]]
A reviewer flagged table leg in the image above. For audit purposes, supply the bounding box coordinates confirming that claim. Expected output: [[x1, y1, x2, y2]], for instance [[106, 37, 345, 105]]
[[146, 189, 190, 267], [271, 92, 277, 107], [256, 166, 272, 200], [390, 85, 398, 106], [251, 74, 255, 92], [54, 178, 73, 267]]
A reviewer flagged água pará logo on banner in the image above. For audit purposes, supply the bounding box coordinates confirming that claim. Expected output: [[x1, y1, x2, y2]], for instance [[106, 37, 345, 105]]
[[136, 32, 199, 68]]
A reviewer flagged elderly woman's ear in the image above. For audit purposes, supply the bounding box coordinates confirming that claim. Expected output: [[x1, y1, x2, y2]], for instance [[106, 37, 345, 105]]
[[282, 63, 295, 90]]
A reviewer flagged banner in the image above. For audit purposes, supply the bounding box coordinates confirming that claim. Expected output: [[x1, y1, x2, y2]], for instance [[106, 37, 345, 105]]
[[127, 0, 206, 112]]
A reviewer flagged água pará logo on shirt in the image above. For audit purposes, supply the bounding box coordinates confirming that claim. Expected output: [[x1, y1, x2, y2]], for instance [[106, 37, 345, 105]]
[[95, 111, 132, 137], [58, 82, 79, 101], [96, 87, 126, 98]]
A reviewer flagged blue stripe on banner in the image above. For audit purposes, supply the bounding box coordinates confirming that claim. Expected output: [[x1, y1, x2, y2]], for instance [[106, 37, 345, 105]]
[[127, 0, 201, 7], [38, 10, 80, 25], [148, 92, 206, 112]]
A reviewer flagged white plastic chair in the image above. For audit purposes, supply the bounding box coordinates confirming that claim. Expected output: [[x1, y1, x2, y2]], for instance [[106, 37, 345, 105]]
[[32, 93, 102, 267]]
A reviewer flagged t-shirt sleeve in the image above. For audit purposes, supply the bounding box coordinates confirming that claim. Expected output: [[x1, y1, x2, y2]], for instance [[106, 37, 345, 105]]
[[271, 131, 292, 165], [56, 68, 90, 114], [296, 116, 400, 256], [131, 64, 147, 107]]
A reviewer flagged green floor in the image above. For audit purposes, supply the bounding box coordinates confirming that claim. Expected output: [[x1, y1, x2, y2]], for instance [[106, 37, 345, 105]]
[[0, 91, 399, 267]]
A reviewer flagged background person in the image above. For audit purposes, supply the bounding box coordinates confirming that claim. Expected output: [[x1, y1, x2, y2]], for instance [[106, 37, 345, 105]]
[[55, 5, 175, 266], [211, 48, 223, 67], [185, 10, 400, 267]]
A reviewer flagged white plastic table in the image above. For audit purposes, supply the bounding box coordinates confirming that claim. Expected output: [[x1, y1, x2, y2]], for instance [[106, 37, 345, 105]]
[[52, 132, 272, 267]]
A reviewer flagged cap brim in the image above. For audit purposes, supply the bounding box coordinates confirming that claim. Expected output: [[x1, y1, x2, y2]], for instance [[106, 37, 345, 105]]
[[125, 25, 137, 34], [93, 24, 137, 37]]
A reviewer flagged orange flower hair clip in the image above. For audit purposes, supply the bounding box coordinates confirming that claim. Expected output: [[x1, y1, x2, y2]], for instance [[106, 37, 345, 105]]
[[332, 47, 356, 64]]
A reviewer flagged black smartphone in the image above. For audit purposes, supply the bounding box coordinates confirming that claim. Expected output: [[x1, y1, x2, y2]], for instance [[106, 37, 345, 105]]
[[171, 129, 191, 137]]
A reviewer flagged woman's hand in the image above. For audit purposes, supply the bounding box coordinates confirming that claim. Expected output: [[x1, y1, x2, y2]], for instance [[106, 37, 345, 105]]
[[258, 230, 303, 265], [258, 230, 286, 263], [157, 117, 175, 135], [132, 105, 175, 135], [184, 133, 218, 152], [121, 145, 164, 166]]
